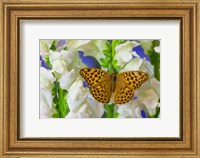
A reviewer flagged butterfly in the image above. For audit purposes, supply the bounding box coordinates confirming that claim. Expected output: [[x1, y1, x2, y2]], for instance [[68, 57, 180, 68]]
[[79, 68, 149, 104]]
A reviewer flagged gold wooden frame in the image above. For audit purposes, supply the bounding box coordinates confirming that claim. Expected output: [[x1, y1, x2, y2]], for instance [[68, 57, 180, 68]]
[[0, 0, 199, 157]]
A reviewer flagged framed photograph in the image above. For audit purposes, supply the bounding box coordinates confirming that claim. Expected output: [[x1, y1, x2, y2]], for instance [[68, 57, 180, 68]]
[[0, 0, 199, 157]]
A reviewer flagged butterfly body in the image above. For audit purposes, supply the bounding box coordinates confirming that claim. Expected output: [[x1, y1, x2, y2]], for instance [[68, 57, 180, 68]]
[[79, 68, 149, 104]]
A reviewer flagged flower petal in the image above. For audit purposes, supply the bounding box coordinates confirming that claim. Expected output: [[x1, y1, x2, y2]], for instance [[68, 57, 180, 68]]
[[114, 41, 140, 66], [67, 79, 88, 112], [67, 40, 91, 49], [40, 67, 55, 89], [119, 58, 143, 72], [40, 55, 50, 70], [40, 88, 53, 118], [139, 88, 159, 109], [86, 95, 104, 118], [78, 51, 101, 68], [133, 45, 150, 61], [59, 69, 76, 90]]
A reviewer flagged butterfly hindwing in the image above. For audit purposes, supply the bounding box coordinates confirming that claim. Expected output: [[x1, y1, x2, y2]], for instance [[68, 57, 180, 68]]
[[91, 81, 112, 103], [114, 84, 134, 104], [114, 71, 149, 104], [80, 68, 112, 103]]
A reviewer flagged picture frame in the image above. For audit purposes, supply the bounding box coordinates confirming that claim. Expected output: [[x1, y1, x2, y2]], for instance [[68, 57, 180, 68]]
[[0, 0, 199, 157]]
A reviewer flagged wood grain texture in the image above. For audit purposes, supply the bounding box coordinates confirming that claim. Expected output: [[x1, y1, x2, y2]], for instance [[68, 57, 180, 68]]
[[0, 0, 199, 157]]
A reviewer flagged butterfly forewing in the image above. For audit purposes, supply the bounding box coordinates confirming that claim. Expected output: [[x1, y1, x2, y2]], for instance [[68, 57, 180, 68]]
[[79, 68, 112, 103], [114, 71, 149, 104], [79, 68, 111, 87], [117, 71, 149, 90]]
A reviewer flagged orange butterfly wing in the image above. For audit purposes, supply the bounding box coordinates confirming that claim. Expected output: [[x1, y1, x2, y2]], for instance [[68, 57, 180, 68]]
[[79, 68, 112, 103], [114, 71, 149, 104]]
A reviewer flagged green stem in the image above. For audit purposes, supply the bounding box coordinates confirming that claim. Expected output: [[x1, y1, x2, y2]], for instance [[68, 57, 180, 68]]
[[154, 63, 160, 81], [111, 40, 117, 58], [108, 40, 118, 74]]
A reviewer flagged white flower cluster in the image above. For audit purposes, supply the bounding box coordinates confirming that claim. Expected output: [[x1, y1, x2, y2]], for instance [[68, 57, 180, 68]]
[[40, 40, 105, 118], [40, 40, 160, 118]]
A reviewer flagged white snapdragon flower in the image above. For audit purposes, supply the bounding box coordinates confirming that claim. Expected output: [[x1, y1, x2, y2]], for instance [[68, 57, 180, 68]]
[[77, 40, 107, 62], [56, 40, 67, 52], [40, 40, 67, 59], [114, 41, 139, 66], [61, 49, 79, 70], [65, 97, 104, 118], [67, 40, 91, 49], [49, 50, 66, 74], [65, 103, 91, 118], [40, 88, 54, 118], [115, 102, 135, 118], [40, 40, 54, 59], [115, 100, 145, 118], [137, 77, 160, 116], [67, 79, 89, 112], [139, 59, 154, 77], [140, 40, 153, 55], [49, 49, 80, 74], [150, 77, 160, 95], [40, 67, 55, 89], [86, 95, 104, 118], [139, 88, 159, 109], [154, 45, 160, 53], [119, 58, 143, 73], [59, 69, 76, 91], [40, 67, 56, 118]]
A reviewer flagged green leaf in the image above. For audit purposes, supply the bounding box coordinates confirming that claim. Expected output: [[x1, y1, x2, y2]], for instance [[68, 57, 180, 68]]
[[154, 106, 160, 118], [112, 59, 121, 69], [52, 83, 57, 96], [103, 104, 115, 118], [53, 95, 59, 104], [105, 41, 112, 51], [108, 64, 117, 74], [49, 40, 58, 51], [111, 40, 118, 58], [52, 113, 60, 118], [58, 84, 69, 118], [147, 105, 160, 118], [154, 62, 160, 81], [45, 57, 52, 69], [63, 46, 68, 50], [50, 44, 56, 50], [100, 57, 111, 68], [152, 40, 160, 47], [114, 112, 119, 118], [112, 59, 118, 65], [103, 50, 111, 56], [119, 40, 126, 44]]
